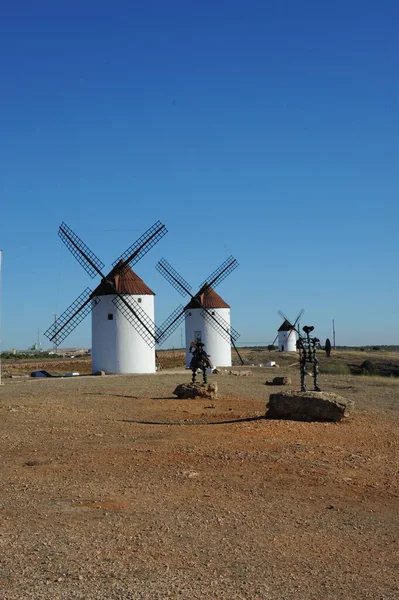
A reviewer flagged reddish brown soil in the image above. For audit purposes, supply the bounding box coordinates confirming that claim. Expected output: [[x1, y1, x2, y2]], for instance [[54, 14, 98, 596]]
[[0, 353, 398, 599]]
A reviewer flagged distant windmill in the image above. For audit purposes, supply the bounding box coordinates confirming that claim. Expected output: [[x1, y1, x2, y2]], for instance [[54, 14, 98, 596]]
[[155, 257, 243, 366], [272, 309, 304, 352], [44, 221, 167, 374]]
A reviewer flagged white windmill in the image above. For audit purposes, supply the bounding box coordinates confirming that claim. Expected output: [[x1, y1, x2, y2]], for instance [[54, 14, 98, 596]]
[[154, 257, 243, 367], [91, 265, 157, 373], [272, 309, 304, 352], [44, 221, 167, 374]]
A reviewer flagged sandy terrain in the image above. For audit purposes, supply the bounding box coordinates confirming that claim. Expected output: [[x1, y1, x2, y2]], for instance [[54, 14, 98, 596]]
[[0, 351, 398, 599]]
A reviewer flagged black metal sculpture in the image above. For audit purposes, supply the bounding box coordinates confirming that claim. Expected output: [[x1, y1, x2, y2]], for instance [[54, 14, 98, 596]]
[[189, 341, 213, 384], [275, 310, 321, 393], [297, 326, 321, 392], [325, 338, 332, 357]]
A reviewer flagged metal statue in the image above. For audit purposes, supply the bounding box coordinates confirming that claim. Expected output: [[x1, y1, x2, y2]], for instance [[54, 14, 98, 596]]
[[325, 338, 332, 357], [297, 326, 321, 392], [189, 341, 213, 384]]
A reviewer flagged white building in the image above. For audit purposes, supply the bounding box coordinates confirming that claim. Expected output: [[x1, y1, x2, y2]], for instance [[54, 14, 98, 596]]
[[91, 265, 156, 374], [185, 285, 232, 368], [277, 320, 297, 352]]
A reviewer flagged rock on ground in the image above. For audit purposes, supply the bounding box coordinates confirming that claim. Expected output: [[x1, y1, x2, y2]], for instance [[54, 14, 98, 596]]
[[266, 390, 354, 422], [229, 370, 253, 376], [266, 376, 292, 386], [30, 370, 52, 378], [173, 382, 218, 399]]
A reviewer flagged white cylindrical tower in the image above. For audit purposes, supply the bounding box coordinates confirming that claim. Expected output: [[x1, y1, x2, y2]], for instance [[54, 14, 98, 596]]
[[184, 286, 232, 367], [91, 266, 156, 374], [277, 320, 297, 352]]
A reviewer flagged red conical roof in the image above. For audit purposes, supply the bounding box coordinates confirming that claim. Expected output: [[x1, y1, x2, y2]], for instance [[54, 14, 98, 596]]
[[184, 285, 230, 310], [278, 319, 294, 332], [92, 263, 155, 297]]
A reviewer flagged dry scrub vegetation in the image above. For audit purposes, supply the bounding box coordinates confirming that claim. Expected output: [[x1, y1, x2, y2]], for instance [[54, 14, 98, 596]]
[[0, 349, 398, 599]]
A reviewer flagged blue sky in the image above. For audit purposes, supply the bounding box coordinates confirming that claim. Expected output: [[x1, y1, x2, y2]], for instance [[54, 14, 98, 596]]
[[0, 0, 397, 350]]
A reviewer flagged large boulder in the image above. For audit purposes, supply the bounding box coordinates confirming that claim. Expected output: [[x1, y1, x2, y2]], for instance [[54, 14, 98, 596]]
[[266, 391, 353, 422], [173, 382, 218, 399]]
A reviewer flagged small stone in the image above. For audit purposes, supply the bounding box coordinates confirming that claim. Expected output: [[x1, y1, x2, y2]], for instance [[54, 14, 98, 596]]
[[229, 370, 253, 376]]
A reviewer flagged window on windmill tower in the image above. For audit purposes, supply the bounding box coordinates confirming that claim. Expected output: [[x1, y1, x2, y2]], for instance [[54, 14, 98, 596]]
[[137, 298, 142, 303], [108, 314, 114, 320]]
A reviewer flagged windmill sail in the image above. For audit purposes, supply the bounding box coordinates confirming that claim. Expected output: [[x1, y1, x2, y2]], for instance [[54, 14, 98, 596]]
[[156, 256, 243, 365], [199, 256, 238, 291], [156, 305, 187, 346], [155, 259, 192, 297], [200, 309, 240, 343], [112, 295, 159, 348], [112, 221, 167, 270], [59, 222, 105, 278], [44, 289, 100, 346], [44, 221, 167, 371]]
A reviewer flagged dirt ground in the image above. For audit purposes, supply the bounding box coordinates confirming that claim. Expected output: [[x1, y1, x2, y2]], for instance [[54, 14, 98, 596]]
[[0, 350, 398, 599]]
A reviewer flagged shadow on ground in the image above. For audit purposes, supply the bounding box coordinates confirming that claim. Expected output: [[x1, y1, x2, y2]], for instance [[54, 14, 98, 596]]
[[119, 416, 265, 426]]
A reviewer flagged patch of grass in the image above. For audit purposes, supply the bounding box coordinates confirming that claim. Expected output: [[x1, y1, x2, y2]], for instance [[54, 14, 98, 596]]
[[360, 368, 374, 377], [157, 350, 186, 369], [319, 363, 351, 375]]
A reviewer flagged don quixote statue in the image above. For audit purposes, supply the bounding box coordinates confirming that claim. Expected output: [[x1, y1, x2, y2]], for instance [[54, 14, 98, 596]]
[[189, 341, 213, 384]]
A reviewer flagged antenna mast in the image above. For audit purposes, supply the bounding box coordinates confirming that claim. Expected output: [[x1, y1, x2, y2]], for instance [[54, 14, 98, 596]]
[[332, 319, 336, 350]]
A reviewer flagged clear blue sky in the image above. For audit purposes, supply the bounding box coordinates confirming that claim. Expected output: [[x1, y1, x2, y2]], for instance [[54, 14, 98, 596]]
[[0, 0, 397, 350]]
